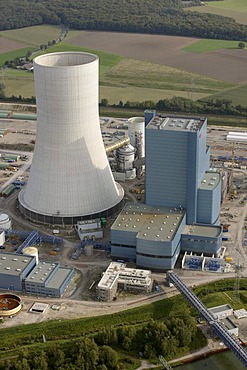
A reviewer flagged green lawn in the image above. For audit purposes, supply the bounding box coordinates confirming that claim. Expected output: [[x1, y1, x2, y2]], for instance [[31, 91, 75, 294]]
[[183, 39, 241, 53], [0, 25, 62, 47], [0, 47, 36, 67]]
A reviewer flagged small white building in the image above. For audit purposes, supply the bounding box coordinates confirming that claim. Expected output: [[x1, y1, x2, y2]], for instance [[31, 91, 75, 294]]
[[209, 304, 233, 320], [96, 262, 153, 301], [76, 219, 103, 241]]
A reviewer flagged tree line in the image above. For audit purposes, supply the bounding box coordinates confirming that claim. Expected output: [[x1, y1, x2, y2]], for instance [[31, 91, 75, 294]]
[[101, 96, 247, 117], [1, 0, 247, 41], [0, 315, 199, 369]]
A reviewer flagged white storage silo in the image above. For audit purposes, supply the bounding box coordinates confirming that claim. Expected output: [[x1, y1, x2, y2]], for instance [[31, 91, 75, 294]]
[[0, 213, 11, 230], [23, 246, 39, 264], [116, 145, 135, 172], [128, 117, 145, 159], [19, 52, 124, 225]]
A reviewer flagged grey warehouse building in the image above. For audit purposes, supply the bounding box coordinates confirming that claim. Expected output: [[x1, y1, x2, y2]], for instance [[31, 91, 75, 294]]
[[111, 204, 222, 270], [25, 262, 74, 297], [0, 252, 74, 297], [111, 114, 222, 270], [0, 252, 36, 291]]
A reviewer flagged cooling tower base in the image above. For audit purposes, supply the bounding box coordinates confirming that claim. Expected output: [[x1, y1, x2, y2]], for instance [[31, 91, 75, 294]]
[[18, 197, 124, 226]]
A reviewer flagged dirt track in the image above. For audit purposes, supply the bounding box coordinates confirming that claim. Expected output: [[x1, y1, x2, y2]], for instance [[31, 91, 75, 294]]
[[68, 31, 247, 84]]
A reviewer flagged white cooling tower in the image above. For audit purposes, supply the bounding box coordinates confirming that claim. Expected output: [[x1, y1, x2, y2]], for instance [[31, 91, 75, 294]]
[[19, 52, 124, 225]]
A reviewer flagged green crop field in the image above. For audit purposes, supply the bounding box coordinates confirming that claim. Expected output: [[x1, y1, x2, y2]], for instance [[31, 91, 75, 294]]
[[208, 0, 247, 11], [204, 84, 247, 106], [183, 39, 241, 53], [0, 25, 62, 47], [33, 42, 123, 76]]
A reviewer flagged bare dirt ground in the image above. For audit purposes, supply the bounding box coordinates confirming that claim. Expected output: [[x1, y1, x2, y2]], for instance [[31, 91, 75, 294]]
[[68, 31, 247, 84], [0, 36, 28, 53]]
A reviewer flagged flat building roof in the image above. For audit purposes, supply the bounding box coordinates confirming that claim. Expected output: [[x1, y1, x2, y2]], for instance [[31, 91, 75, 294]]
[[111, 203, 185, 242], [147, 115, 205, 132], [199, 172, 221, 191], [209, 304, 232, 314], [0, 252, 35, 276], [46, 267, 73, 290], [183, 224, 221, 238], [25, 261, 58, 284]]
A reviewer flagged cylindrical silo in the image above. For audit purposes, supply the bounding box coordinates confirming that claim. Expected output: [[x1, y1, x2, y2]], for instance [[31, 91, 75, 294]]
[[23, 246, 39, 264], [84, 244, 93, 256], [19, 52, 124, 225], [116, 145, 135, 172], [128, 117, 145, 159]]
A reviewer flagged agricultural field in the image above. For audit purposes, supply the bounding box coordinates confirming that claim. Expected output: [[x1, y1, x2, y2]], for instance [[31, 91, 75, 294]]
[[206, 84, 247, 106], [67, 31, 247, 84], [183, 39, 242, 53], [1, 25, 247, 104], [0, 25, 62, 47], [186, 0, 247, 25]]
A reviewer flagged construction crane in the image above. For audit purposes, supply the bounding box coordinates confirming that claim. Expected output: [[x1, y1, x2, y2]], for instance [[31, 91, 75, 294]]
[[229, 144, 235, 200]]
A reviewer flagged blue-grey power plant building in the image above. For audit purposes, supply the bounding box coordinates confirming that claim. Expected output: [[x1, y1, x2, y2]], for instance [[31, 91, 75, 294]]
[[111, 113, 222, 270]]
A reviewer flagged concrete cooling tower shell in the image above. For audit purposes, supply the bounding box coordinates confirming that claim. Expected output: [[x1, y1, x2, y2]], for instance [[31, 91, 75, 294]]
[[19, 52, 124, 225]]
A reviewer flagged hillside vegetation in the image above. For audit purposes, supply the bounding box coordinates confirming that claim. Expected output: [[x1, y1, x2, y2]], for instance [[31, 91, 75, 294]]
[[1, 0, 247, 40]]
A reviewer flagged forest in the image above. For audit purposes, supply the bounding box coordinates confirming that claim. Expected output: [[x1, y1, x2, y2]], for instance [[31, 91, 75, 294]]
[[1, 0, 247, 41], [0, 316, 199, 370]]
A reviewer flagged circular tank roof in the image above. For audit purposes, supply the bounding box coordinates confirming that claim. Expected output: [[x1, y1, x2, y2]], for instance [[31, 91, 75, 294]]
[[34, 52, 98, 68], [0, 293, 22, 317], [0, 213, 9, 223], [22, 246, 38, 255], [118, 144, 135, 153]]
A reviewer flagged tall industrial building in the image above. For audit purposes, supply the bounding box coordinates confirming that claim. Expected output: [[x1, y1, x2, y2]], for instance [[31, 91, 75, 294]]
[[19, 52, 124, 225], [111, 114, 222, 270], [145, 115, 221, 225]]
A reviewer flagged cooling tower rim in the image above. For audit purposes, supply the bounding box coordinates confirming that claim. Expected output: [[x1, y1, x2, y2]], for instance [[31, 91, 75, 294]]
[[18, 183, 124, 218], [34, 51, 98, 68]]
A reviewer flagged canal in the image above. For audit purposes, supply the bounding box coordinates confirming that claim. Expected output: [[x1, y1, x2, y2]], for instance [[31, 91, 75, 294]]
[[177, 350, 246, 370]]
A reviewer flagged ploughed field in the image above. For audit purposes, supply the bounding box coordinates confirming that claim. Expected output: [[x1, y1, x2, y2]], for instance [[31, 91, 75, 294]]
[[68, 31, 247, 84]]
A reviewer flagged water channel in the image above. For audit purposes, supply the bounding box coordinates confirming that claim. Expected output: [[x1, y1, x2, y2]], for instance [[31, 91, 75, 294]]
[[177, 350, 246, 370]]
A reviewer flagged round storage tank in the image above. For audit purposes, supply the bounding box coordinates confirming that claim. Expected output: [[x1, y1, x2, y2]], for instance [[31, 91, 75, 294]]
[[0, 213, 11, 230], [84, 244, 93, 256], [116, 145, 135, 172], [0, 293, 22, 317], [128, 117, 145, 158], [113, 131, 126, 142], [23, 246, 39, 264]]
